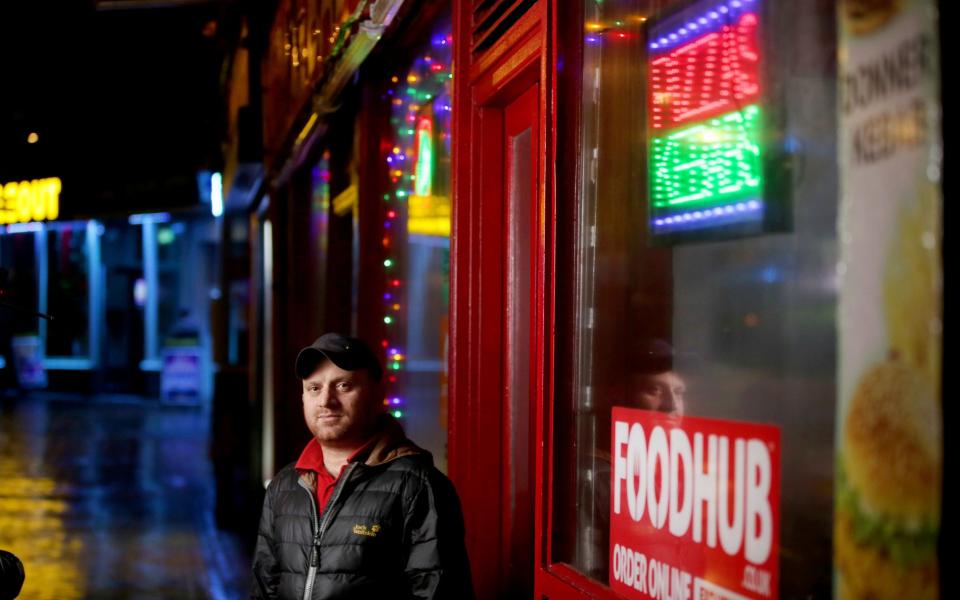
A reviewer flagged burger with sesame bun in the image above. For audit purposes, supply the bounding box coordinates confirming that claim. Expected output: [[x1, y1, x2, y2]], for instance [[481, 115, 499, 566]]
[[835, 357, 941, 599]]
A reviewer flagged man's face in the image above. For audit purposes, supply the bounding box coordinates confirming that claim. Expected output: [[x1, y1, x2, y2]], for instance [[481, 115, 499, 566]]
[[633, 370, 685, 416], [302, 360, 380, 447]]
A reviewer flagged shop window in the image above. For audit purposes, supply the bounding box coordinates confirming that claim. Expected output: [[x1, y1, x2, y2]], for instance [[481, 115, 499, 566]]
[[380, 16, 453, 472], [101, 219, 146, 385], [553, 0, 839, 596], [0, 229, 40, 336], [157, 220, 194, 347], [44, 223, 91, 358]]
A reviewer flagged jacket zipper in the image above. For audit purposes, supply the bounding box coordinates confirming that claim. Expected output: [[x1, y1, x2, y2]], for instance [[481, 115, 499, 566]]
[[298, 477, 320, 600], [299, 462, 359, 600]]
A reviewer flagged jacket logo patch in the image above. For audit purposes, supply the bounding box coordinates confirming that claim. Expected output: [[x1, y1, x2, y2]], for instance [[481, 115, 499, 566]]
[[352, 523, 381, 537]]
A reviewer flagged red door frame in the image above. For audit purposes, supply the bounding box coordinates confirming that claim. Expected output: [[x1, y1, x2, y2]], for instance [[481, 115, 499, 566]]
[[452, 1, 631, 597], [450, 1, 554, 596]]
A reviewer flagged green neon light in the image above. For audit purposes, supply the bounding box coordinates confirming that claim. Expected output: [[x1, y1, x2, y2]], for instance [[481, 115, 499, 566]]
[[414, 118, 434, 198], [651, 105, 762, 210]]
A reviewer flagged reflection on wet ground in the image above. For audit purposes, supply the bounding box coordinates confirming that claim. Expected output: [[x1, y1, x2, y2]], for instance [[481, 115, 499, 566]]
[[0, 395, 250, 599]]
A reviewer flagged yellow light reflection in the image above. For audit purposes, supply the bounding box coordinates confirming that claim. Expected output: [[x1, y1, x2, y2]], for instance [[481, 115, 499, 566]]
[[0, 457, 86, 599]]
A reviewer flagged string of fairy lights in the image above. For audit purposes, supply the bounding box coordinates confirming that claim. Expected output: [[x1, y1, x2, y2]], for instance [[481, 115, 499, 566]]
[[379, 28, 453, 419]]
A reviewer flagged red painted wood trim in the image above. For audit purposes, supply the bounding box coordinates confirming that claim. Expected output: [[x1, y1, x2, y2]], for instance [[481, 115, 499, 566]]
[[542, 563, 623, 599]]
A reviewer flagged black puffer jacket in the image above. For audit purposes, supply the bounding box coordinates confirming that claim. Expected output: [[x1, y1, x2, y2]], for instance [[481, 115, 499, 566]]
[[251, 415, 473, 599]]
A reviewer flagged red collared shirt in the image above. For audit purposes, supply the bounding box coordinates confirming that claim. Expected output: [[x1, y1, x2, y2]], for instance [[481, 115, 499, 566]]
[[294, 438, 370, 513]]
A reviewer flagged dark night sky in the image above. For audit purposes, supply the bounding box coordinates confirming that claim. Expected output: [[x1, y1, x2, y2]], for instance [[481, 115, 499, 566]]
[[0, 1, 226, 218]]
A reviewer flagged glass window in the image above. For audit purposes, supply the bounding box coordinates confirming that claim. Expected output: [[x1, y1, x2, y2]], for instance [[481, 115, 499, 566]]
[[45, 223, 90, 358], [157, 220, 188, 345], [553, 0, 838, 596], [0, 230, 40, 336], [100, 219, 145, 388], [380, 15, 453, 472]]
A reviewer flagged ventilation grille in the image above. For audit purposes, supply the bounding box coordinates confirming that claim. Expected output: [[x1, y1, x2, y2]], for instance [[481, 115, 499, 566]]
[[472, 0, 536, 56]]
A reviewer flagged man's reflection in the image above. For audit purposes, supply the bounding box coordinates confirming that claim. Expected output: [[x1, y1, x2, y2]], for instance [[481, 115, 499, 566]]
[[578, 339, 687, 581], [630, 338, 685, 416]]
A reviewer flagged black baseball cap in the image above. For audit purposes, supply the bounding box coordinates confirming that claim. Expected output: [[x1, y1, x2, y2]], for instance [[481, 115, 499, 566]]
[[295, 332, 383, 381], [635, 338, 675, 374]]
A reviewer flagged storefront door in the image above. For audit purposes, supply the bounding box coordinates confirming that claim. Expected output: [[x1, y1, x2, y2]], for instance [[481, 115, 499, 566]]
[[501, 81, 539, 598], [450, 3, 549, 595]]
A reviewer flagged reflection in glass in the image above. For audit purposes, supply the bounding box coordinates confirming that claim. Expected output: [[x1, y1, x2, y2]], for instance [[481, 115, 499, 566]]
[[555, 0, 839, 595], [381, 14, 453, 473]]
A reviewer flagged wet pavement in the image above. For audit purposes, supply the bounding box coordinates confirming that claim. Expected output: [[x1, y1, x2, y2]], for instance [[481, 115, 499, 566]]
[[0, 394, 250, 599]]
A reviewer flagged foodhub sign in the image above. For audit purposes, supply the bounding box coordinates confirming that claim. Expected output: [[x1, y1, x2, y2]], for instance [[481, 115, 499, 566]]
[[611, 407, 780, 600]]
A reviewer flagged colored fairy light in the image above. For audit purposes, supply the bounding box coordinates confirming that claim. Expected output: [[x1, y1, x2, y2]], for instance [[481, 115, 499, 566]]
[[380, 24, 453, 427], [393, 411, 403, 419]]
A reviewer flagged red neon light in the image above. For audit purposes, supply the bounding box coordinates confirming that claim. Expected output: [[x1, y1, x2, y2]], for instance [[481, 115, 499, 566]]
[[650, 12, 760, 130]]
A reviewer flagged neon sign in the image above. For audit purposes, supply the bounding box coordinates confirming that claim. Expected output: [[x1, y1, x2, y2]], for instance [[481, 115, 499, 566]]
[[1, 177, 61, 225], [649, 12, 760, 130], [413, 117, 434, 197], [408, 113, 450, 237], [648, 0, 775, 240]]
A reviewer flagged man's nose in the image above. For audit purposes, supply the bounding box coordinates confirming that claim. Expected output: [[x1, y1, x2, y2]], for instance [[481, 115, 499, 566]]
[[663, 391, 684, 417], [316, 386, 334, 406]]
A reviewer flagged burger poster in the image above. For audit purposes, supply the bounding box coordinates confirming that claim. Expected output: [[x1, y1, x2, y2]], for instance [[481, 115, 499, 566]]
[[836, 0, 943, 598], [610, 408, 781, 600]]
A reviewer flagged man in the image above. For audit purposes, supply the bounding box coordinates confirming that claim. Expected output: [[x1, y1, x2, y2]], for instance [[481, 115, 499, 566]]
[[251, 332, 473, 599]]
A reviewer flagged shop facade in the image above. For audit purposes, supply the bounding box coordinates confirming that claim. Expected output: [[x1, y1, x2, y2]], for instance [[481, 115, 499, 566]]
[[449, 0, 945, 599], [0, 178, 219, 401], [233, 0, 947, 597], [242, 0, 454, 483]]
